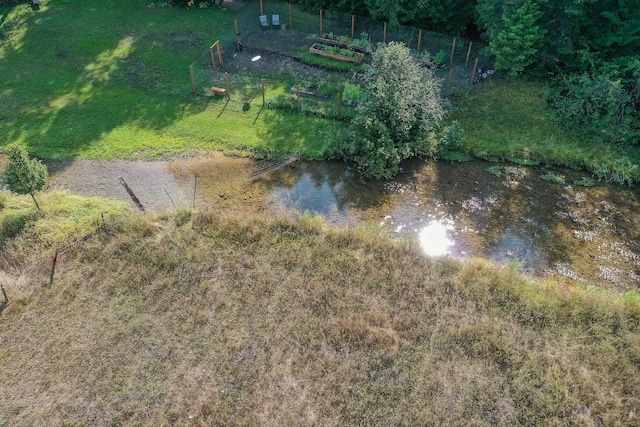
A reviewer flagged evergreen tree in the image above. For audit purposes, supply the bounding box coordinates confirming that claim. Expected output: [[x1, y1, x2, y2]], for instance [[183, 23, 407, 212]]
[[1, 145, 48, 211], [489, 0, 545, 73]]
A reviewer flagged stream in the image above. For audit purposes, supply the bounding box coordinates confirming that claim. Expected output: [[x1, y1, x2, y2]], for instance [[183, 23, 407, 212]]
[[44, 155, 640, 291]]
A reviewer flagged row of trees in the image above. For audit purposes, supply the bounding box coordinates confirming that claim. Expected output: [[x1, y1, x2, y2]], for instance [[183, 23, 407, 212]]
[[292, 0, 640, 76], [293, 0, 639, 149]]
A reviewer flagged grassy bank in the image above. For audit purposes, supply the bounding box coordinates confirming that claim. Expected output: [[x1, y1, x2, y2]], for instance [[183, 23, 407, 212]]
[[449, 77, 640, 185], [0, 191, 639, 425], [1, 1, 638, 184]]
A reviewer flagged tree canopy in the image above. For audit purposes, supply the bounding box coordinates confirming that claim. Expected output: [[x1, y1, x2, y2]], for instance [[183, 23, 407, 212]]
[[291, 0, 640, 76], [339, 42, 445, 179]]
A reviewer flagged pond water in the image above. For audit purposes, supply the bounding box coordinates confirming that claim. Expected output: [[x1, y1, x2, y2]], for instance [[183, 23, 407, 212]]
[[44, 155, 640, 291]]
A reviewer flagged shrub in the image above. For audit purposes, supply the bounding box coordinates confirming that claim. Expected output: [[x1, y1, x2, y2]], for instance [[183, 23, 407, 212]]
[[439, 120, 464, 151], [338, 42, 445, 179], [540, 173, 565, 184], [573, 177, 596, 187], [434, 49, 447, 65], [548, 73, 640, 144], [342, 82, 362, 103]]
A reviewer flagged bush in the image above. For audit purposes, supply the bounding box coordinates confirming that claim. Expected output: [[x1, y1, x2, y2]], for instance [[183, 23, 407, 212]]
[[439, 120, 464, 151], [548, 73, 640, 144], [338, 42, 445, 179], [342, 82, 362, 103], [434, 50, 447, 65]]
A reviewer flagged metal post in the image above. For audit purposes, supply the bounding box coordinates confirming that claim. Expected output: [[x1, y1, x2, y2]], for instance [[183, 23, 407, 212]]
[[260, 0, 263, 16], [261, 79, 265, 106], [193, 173, 197, 208]]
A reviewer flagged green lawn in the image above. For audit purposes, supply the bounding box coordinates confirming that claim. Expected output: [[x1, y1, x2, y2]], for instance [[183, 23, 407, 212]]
[[449, 77, 640, 185], [1, 1, 638, 184], [0, 1, 344, 160]]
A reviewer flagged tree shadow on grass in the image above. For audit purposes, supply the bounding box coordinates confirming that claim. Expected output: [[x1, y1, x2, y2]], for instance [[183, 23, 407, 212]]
[[0, 2, 209, 163]]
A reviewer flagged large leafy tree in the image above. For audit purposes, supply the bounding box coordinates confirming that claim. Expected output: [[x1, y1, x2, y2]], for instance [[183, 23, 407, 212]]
[[339, 42, 445, 179], [1, 145, 48, 211]]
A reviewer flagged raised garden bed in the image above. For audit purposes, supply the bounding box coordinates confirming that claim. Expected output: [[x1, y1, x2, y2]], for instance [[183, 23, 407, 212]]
[[309, 43, 365, 65], [319, 38, 369, 54]]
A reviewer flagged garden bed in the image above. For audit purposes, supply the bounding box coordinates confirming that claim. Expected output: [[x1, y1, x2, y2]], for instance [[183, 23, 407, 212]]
[[309, 43, 365, 64], [319, 38, 369, 54]]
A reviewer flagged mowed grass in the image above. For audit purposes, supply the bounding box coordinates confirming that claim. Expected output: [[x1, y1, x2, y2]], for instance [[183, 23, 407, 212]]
[[0, 193, 639, 425], [449, 77, 640, 184], [0, 1, 343, 160]]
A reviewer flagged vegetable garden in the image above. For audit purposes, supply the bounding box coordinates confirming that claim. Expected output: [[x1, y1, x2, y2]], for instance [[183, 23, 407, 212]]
[[188, 0, 495, 120]]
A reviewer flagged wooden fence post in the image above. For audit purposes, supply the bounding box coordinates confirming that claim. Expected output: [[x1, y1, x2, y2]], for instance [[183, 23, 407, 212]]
[[470, 57, 479, 85], [261, 79, 265, 106], [190, 64, 196, 96], [351, 15, 355, 39], [465, 41, 473, 67], [217, 41, 224, 68], [289, 3, 293, 29], [320, 9, 323, 35], [260, 0, 264, 16], [234, 19, 240, 52], [297, 87, 301, 111], [119, 177, 145, 212], [446, 68, 453, 97], [383, 21, 387, 44], [49, 249, 58, 286], [450, 36, 456, 65], [224, 72, 230, 100], [210, 45, 217, 71], [337, 92, 342, 118], [417, 29, 423, 52], [1, 285, 8, 303]]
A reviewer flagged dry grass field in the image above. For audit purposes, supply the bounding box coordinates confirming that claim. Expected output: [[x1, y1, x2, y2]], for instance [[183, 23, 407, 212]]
[[0, 191, 639, 426]]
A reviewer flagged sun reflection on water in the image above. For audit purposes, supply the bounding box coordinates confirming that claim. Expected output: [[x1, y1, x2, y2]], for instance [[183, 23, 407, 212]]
[[419, 220, 454, 257]]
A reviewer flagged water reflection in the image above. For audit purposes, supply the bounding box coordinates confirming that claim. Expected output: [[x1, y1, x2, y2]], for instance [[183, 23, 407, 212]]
[[43, 155, 640, 291], [419, 220, 454, 257], [268, 173, 348, 221]]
